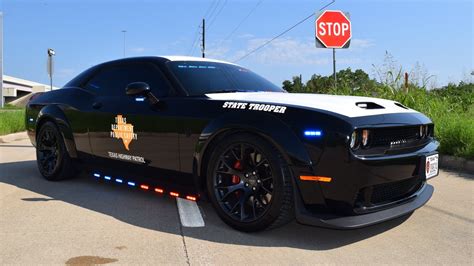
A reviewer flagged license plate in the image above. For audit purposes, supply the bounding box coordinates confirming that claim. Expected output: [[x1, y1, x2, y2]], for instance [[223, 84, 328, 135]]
[[425, 154, 439, 179]]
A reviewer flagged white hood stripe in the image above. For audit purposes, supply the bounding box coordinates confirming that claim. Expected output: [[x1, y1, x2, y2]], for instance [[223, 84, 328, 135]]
[[206, 92, 418, 118]]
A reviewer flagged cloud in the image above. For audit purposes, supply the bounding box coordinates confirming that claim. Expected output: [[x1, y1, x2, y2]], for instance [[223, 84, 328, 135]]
[[229, 37, 364, 66], [130, 47, 146, 53], [350, 39, 375, 49], [237, 33, 255, 39], [206, 36, 373, 66]]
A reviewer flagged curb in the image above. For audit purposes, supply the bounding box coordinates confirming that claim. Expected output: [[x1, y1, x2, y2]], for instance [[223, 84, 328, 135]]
[[440, 155, 474, 174], [0, 131, 28, 143]]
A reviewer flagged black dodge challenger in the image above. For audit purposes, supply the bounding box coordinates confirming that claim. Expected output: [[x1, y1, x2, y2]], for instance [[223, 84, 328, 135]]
[[26, 56, 439, 232]]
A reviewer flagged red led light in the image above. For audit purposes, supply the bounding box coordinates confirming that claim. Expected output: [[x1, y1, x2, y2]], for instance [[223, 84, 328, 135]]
[[140, 184, 149, 190], [154, 188, 164, 194], [186, 195, 197, 201], [170, 192, 179, 197]]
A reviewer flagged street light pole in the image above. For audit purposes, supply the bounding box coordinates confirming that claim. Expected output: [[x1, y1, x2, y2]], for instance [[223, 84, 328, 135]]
[[121, 30, 127, 57], [47, 48, 55, 91]]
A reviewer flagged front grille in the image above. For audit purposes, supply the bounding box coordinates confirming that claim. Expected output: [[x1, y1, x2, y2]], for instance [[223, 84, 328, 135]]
[[370, 177, 423, 204], [355, 176, 424, 208], [370, 126, 421, 147]]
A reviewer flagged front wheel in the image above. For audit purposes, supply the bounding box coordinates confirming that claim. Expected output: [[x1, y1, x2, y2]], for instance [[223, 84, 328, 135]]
[[207, 133, 294, 232], [36, 121, 76, 181]]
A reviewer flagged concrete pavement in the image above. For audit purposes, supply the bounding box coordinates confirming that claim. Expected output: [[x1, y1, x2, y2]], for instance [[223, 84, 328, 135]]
[[0, 139, 473, 265]]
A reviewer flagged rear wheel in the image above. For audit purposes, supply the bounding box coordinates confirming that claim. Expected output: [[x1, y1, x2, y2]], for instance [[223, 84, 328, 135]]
[[207, 133, 294, 232], [36, 121, 75, 181]]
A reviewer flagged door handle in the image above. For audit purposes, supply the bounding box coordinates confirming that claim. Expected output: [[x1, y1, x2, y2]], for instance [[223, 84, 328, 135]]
[[92, 102, 102, 109]]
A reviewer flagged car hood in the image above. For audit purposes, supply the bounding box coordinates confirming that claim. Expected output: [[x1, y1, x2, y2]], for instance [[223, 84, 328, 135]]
[[205, 92, 418, 118]]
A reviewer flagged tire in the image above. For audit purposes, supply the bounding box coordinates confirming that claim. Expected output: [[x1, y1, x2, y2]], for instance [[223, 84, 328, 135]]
[[206, 133, 294, 232], [36, 121, 76, 181]]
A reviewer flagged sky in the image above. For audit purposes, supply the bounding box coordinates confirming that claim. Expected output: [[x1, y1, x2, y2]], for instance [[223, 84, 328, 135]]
[[1, 0, 473, 88]]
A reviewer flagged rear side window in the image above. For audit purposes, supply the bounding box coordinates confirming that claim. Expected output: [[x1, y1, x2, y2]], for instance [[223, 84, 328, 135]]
[[84, 63, 171, 97]]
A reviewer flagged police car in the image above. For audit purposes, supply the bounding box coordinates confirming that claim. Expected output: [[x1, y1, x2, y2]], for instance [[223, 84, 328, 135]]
[[26, 56, 439, 232]]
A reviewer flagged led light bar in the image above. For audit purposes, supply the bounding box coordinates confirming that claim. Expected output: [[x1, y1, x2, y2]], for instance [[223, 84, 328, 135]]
[[186, 195, 197, 201], [91, 172, 197, 201], [304, 130, 322, 137]]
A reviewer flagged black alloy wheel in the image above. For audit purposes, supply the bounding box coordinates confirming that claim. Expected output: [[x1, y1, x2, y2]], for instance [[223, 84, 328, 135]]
[[37, 125, 60, 176], [213, 143, 274, 222], [207, 133, 294, 232], [36, 121, 75, 181]]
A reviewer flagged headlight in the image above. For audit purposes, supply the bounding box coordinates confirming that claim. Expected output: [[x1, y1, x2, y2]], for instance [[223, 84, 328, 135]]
[[350, 131, 358, 149], [361, 129, 370, 147]]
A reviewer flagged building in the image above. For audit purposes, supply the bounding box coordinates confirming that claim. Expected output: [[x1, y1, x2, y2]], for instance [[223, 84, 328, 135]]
[[2, 75, 58, 105]]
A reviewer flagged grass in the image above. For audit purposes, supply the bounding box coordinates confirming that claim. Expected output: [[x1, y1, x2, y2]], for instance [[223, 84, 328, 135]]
[[0, 108, 25, 135]]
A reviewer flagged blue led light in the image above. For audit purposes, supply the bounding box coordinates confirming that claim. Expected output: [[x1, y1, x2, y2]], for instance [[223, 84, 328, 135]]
[[115, 178, 123, 183], [104, 176, 112, 180], [304, 130, 322, 137], [127, 181, 135, 186], [177, 65, 187, 68], [93, 173, 101, 178], [29, 118, 34, 122], [189, 65, 197, 68], [135, 97, 145, 102]]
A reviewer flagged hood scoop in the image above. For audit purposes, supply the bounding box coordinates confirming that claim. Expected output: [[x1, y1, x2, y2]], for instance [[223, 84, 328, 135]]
[[356, 102, 385, 109]]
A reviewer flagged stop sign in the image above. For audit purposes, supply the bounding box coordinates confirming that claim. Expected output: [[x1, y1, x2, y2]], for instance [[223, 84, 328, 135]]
[[315, 10, 351, 48]]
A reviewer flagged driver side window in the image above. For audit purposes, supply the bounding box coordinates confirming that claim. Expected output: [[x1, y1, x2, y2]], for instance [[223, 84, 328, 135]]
[[84, 63, 171, 97]]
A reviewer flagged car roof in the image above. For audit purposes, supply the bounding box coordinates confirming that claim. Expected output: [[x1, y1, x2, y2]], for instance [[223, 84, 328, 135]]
[[97, 56, 240, 67], [160, 55, 239, 66]]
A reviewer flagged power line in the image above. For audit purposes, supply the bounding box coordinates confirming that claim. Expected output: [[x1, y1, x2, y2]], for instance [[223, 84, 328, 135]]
[[203, 0, 218, 18], [187, 23, 201, 56], [221, 0, 264, 43], [233, 0, 335, 63], [206, 0, 221, 25], [207, 0, 228, 31]]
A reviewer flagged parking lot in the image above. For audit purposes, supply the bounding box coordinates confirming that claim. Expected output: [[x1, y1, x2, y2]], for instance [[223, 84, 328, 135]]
[[1, 138, 473, 265]]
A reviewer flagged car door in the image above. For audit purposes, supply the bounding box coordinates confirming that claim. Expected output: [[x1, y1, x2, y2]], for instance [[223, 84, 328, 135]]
[[85, 61, 180, 174]]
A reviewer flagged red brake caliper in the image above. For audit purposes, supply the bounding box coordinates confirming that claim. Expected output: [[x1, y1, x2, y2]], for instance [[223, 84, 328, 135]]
[[232, 160, 242, 184]]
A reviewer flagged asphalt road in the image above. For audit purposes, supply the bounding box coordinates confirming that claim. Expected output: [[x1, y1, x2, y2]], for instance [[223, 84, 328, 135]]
[[1, 138, 473, 265]]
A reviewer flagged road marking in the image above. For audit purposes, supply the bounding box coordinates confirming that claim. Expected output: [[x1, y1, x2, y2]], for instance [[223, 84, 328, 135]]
[[176, 197, 205, 227]]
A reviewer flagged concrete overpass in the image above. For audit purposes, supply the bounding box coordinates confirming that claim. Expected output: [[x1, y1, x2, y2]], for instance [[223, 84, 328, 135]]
[[2, 75, 59, 105]]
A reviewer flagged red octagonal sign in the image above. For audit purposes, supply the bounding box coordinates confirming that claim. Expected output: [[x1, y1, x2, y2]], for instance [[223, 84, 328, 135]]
[[315, 10, 351, 48]]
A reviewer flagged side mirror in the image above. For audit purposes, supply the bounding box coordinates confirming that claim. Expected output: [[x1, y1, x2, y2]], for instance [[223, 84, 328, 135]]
[[126, 82, 150, 96]]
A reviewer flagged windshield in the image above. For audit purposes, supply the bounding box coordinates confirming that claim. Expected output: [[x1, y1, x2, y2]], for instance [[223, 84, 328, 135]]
[[167, 61, 285, 96]]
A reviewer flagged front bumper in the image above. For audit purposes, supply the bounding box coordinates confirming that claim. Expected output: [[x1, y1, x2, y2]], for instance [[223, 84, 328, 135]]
[[292, 138, 438, 229], [295, 182, 433, 229]]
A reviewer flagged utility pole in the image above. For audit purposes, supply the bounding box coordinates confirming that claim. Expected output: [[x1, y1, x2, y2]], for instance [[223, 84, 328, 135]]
[[121, 30, 127, 57], [0, 12, 3, 108], [332, 48, 336, 88], [201, 19, 205, 58]]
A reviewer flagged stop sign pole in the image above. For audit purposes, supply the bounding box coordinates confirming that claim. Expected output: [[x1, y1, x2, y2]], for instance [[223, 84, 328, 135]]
[[315, 10, 352, 87]]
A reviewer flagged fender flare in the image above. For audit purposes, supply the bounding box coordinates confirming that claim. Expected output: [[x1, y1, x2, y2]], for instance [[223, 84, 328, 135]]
[[193, 111, 313, 191], [37, 105, 78, 158]]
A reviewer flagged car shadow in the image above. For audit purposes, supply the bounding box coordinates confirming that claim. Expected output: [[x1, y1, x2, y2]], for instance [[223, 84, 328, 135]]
[[0, 160, 412, 251]]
